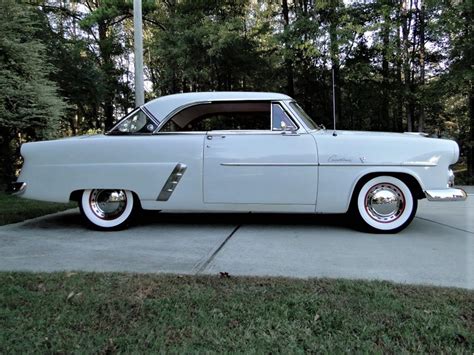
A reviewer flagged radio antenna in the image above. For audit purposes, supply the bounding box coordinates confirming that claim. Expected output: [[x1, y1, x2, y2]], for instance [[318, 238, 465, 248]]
[[332, 67, 337, 136]]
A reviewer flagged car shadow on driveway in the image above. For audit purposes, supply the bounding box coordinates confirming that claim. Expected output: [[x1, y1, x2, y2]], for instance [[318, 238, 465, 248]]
[[137, 211, 353, 229], [14, 209, 354, 231]]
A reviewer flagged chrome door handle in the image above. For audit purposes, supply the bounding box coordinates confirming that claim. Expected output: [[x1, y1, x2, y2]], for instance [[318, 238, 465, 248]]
[[207, 136, 213, 140]]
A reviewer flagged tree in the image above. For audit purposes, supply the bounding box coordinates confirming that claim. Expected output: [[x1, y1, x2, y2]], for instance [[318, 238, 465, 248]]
[[0, 0, 66, 187], [145, 0, 275, 95]]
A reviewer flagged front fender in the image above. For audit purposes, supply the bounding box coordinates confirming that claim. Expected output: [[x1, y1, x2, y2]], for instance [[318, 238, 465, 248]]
[[316, 166, 430, 213]]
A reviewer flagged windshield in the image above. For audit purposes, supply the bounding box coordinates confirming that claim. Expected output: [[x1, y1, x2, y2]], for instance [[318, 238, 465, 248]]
[[289, 102, 319, 130]]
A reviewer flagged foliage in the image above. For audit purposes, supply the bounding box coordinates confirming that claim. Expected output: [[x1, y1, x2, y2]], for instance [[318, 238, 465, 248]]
[[0, 272, 473, 352], [146, 0, 279, 94], [0, 193, 75, 226], [0, 0, 67, 186]]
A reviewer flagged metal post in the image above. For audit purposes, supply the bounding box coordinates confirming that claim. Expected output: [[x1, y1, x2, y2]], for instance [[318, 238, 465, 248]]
[[133, 0, 144, 107], [332, 67, 337, 136]]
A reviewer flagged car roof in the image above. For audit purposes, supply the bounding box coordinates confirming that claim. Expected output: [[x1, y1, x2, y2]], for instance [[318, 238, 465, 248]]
[[143, 91, 293, 122]]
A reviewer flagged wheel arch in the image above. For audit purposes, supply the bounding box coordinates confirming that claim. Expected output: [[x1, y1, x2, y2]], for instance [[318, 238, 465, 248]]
[[69, 189, 142, 209], [69, 190, 83, 202], [349, 171, 425, 210]]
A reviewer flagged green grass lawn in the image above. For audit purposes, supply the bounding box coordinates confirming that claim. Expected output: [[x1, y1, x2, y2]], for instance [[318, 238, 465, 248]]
[[0, 192, 75, 226], [0, 273, 472, 353]]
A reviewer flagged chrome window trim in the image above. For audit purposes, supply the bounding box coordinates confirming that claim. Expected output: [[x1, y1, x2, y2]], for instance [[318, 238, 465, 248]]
[[206, 130, 300, 136], [142, 105, 158, 124], [153, 99, 307, 135], [106, 107, 159, 135], [155, 131, 207, 135]]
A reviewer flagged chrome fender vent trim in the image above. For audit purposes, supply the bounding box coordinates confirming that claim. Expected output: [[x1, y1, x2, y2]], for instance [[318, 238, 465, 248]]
[[157, 163, 187, 201]]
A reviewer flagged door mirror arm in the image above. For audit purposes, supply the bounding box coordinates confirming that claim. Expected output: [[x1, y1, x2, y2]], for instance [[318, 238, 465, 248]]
[[280, 121, 298, 135]]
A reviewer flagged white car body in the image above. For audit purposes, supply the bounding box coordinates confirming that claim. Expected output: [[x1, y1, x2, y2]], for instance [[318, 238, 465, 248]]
[[13, 92, 467, 232]]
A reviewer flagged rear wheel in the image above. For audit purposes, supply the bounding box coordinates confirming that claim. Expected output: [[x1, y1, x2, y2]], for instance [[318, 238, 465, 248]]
[[79, 189, 135, 230], [352, 176, 417, 233]]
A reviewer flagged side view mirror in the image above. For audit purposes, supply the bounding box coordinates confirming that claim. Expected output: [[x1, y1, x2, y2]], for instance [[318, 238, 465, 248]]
[[280, 121, 296, 134]]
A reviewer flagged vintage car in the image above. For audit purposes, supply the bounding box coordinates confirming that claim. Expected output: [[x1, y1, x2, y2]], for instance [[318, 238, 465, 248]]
[[11, 92, 467, 233]]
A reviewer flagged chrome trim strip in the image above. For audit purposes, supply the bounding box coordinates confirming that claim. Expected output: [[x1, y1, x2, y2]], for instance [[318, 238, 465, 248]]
[[157, 163, 187, 201], [319, 162, 437, 167], [401, 162, 437, 166], [221, 162, 436, 167], [404, 132, 429, 137], [221, 163, 318, 166], [425, 188, 467, 201]]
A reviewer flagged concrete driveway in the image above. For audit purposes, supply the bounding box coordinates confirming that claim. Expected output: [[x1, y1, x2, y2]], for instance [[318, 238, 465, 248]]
[[0, 187, 472, 289]]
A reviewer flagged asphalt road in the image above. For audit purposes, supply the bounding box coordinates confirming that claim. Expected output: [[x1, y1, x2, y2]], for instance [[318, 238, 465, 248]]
[[0, 187, 472, 289]]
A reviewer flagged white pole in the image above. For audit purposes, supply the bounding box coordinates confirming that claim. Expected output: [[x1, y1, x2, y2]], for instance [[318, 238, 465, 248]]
[[332, 67, 337, 136], [133, 0, 144, 107]]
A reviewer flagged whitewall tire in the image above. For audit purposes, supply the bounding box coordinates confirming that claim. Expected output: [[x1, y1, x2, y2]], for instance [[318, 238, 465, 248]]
[[80, 189, 135, 230], [353, 176, 417, 233]]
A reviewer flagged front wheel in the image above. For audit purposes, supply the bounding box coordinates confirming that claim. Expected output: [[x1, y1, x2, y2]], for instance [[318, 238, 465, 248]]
[[79, 189, 135, 230], [352, 176, 417, 233]]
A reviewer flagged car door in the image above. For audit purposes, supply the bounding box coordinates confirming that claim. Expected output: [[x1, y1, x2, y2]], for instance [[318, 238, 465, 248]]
[[203, 103, 318, 206]]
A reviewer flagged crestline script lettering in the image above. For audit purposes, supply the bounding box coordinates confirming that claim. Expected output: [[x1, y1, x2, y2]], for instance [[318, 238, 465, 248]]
[[328, 155, 352, 163]]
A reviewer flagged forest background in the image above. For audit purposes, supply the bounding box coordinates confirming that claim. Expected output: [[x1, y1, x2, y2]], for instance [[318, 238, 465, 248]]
[[0, 0, 472, 187]]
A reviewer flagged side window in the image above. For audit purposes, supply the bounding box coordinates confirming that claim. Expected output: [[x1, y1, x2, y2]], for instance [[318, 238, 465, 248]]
[[109, 109, 157, 134], [272, 104, 297, 131], [159, 102, 271, 132]]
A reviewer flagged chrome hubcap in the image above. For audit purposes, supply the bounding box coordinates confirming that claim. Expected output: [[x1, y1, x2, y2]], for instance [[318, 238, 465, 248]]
[[89, 190, 127, 220], [365, 183, 405, 223]]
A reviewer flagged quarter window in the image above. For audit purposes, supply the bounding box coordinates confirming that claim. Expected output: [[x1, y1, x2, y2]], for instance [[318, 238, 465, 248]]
[[272, 104, 297, 131], [108, 109, 157, 134]]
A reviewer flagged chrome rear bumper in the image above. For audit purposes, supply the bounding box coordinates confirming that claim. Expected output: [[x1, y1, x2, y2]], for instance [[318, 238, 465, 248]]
[[9, 182, 27, 195], [424, 188, 467, 201]]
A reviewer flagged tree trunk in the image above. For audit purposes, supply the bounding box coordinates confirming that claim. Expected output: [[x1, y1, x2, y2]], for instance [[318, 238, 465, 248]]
[[98, 20, 115, 130], [469, 90, 474, 181], [282, 0, 294, 96], [395, 4, 404, 132], [329, 6, 341, 127], [0, 129, 15, 188], [381, 7, 390, 131], [401, 0, 413, 132]]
